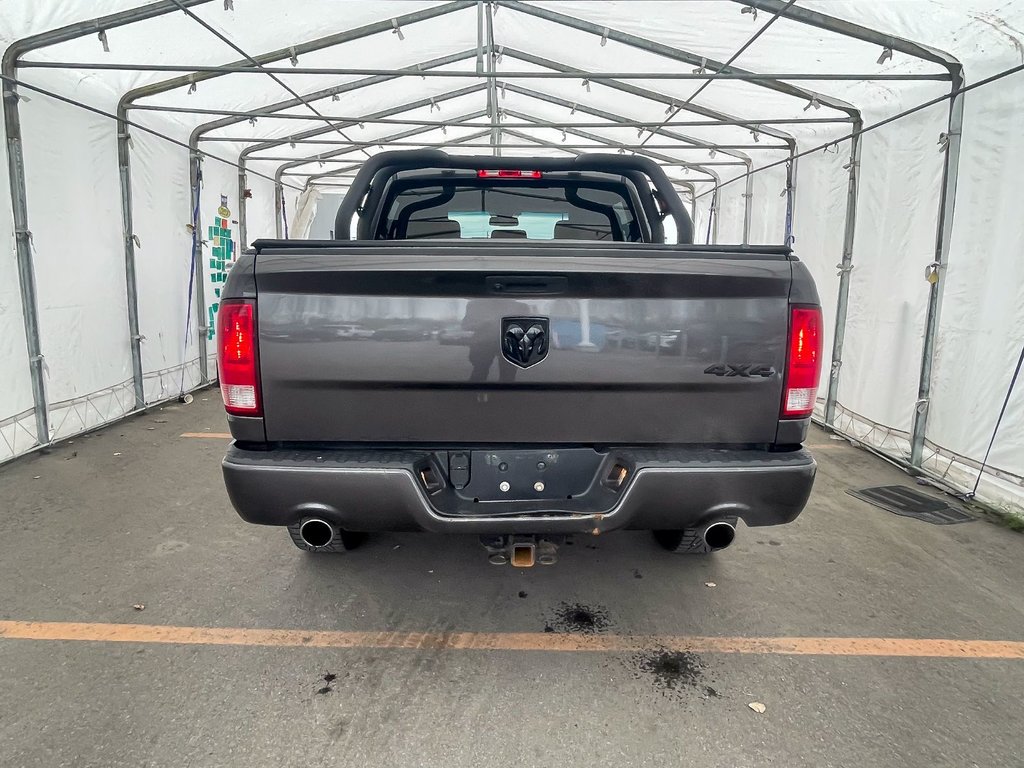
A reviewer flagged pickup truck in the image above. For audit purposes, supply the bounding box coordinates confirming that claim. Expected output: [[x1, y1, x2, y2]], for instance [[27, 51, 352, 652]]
[[218, 150, 820, 566]]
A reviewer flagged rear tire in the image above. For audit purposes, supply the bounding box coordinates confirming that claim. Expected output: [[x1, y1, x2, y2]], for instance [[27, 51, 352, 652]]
[[653, 517, 737, 554], [287, 520, 366, 553]]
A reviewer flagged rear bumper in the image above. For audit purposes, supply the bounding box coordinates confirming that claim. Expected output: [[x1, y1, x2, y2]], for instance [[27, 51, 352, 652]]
[[222, 445, 816, 535]]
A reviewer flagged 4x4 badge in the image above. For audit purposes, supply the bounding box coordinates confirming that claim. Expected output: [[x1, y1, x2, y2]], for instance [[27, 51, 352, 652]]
[[501, 317, 549, 368], [704, 363, 776, 378]]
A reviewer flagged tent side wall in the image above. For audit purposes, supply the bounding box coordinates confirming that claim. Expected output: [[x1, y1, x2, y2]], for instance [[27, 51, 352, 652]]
[[924, 80, 1024, 513], [129, 129, 202, 404], [18, 84, 134, 443], [827, 101, 947, 442]]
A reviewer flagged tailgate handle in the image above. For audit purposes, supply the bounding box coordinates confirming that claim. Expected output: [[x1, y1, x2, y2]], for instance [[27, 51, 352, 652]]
[[487, 275, 568, 295]]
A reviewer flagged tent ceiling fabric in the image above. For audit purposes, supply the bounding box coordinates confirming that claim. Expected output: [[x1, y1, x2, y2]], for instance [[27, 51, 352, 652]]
[[2, 0, 1024, 521]]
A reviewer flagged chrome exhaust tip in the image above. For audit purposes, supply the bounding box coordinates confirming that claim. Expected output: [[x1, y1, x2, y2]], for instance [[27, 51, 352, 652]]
[[299, 518, 335, 548], [703, 520, 736, 551]]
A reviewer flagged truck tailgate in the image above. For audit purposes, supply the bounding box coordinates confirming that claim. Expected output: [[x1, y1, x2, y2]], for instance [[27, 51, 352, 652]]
[[254, 244, 792, 445]]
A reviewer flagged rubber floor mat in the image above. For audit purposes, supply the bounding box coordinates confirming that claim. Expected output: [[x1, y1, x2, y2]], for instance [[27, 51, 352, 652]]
[[848, 485, 974, 524]]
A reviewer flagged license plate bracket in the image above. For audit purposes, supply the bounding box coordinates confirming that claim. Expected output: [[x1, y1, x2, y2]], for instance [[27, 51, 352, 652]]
[[452, 448, 606, 502]]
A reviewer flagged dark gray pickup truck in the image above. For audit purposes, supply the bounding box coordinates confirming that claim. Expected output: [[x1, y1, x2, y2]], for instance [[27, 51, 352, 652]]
[[218, 150, 820, 566]]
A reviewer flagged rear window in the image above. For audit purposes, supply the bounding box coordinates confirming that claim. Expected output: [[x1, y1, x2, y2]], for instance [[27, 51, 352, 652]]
[[376, 181, 643, 242]]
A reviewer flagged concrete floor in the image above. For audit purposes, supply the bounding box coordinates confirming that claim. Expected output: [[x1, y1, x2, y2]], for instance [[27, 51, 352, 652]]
[[0, 392, 1022, 768]]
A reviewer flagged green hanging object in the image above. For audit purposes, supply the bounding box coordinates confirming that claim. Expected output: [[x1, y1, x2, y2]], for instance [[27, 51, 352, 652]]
[[206, 195, 236, 342]]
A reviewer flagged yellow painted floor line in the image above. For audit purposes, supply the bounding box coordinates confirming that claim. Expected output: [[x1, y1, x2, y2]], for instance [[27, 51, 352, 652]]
[[1, 621, 1022, 659], [180, 432, 232, 439]]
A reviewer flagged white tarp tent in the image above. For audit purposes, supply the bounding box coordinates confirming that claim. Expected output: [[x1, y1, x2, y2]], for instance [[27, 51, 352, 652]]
[[1, 1, 1022, 518]]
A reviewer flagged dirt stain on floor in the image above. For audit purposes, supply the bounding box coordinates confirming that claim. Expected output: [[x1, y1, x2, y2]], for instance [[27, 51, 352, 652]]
[[543, 602, 612, 635], [315, 672, 337, 695], [629, 649, 719, 702], [540, 604, 719, 702]]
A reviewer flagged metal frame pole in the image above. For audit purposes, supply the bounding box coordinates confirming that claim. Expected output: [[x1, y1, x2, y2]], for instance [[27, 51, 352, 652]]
[[240, 84, 486, 170], [237, 164, 248, 253], [500, 84, 750, 165], [116, 117, 146, 408], [307, 126, 706, 188], [824, 130, 862, 426], [476, 2, 485, 73], [306, 167, 706, 189], [280, 127, 495, 185], [497, 2, 860, 120], [17, 61, 951, 82], [501, 109, 722, 184], [911, 70, 965, 466], [289, 127, 495, 180], [785, 150, 798, 246], [485, 6, 500, 156], [742, 163, 754, 245], [301, 114, 490, 184], [267, 90, 489, 177], [672, 181, 698, 226], [501, 127, 581, 156], [276, 182, 288, 238], [306, 127, 500, 186], [188, 151, 210, 383], [206, 137, 789, 149], [712, 187, 720, 244], [254, 150, 775, 160], [499, 48, 800, 145], [273, 180, 283, 239], [2, 80, 48, 443], [497, 127, 707, 189], [127, 104, 849, 128], [736, 1, 962, 66]]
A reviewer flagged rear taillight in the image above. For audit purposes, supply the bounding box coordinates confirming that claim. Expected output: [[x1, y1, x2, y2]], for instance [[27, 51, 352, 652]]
[[477, 169, 542, 179], [217, 300, 261, 416], [781, 306, 823, 419]]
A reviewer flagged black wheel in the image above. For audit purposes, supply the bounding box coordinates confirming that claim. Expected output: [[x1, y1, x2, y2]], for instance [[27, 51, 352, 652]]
[[287, 519, 366, 553], [653, 517, 737, 554]]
